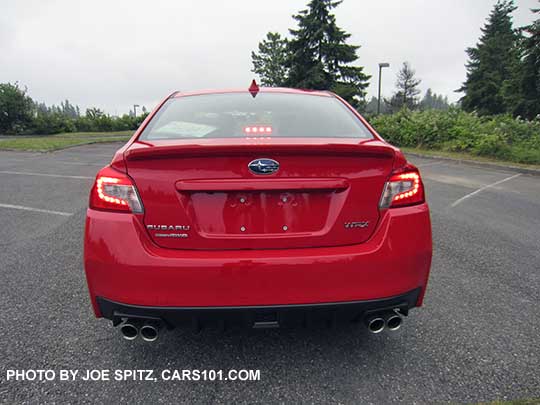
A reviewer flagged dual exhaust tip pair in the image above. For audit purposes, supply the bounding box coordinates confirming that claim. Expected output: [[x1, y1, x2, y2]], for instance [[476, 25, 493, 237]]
[[365, 310, 403, 334], [120, 320, 161, 342], [120, 312, 402, 338]]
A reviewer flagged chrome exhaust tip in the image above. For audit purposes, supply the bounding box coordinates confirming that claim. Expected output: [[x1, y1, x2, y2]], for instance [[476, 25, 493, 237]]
[[386, 311, 403, 331], [120, 322, 139, 340], [140, 323, 160, 342], [365, 316, 385, 334]]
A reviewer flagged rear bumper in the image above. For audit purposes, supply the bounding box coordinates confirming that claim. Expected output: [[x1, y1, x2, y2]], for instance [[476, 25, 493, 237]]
[[84, 203, 432, 316], [97, 288, 421, 329]]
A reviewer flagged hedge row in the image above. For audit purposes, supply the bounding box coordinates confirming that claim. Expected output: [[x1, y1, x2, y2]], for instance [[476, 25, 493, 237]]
[[369, 108, 540, 165], [31, 112, 149, 135]]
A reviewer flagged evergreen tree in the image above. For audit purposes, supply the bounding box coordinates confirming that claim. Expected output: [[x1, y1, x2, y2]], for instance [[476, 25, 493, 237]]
[[420, 89, 450, 110], [364, 96, 378, 114], [35, 102, 49, 115], [285, 0, 370, 106], [420, 89, 435, 110], [386, 62, 422, 112], [459, 0, 520, 115], [516, 2, 540, 119], [251, 32, 289, 86]]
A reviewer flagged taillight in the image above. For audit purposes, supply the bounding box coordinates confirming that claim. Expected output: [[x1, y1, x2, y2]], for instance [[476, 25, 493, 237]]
[[379, 166, 424, 208], [89, 166, 143, 213]]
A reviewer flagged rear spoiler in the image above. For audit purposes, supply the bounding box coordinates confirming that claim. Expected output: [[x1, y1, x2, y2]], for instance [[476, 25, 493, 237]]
[[125, 142, 396, 161]]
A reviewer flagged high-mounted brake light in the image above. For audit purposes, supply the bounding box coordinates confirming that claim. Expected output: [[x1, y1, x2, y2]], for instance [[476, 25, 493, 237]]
[[89, 166, 143, 213], [244, 125, 272, 134], [379, 167, 424, 208]]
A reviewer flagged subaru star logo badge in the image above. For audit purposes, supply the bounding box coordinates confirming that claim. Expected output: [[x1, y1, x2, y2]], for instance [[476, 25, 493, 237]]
[[248, 158, 279, 175]]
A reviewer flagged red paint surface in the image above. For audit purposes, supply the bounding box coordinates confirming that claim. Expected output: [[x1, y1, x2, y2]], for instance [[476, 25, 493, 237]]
[[84, 87, 432, 314]]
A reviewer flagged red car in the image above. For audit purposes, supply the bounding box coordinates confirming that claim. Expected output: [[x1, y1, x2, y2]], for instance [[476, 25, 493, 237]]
[[84, 84, 432, 342]]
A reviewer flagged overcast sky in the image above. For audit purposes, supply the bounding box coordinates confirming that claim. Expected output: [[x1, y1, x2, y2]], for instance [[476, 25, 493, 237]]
[[1, 0, 538, 115]]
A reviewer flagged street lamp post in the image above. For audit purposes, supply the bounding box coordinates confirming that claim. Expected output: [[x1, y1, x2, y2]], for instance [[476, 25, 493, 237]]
[[133, 104, 140, 117], [377, 63, 390, 115]]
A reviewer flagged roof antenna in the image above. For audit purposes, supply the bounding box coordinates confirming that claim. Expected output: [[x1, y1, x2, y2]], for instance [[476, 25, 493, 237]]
[[248, 79, 259, 98]]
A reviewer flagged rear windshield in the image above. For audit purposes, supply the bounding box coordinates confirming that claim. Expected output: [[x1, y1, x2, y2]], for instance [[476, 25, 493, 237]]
[[139, 93, 373, 140]]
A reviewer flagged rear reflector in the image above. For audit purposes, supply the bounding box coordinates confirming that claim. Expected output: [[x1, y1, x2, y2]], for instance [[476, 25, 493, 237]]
[[379, 166, 424, 208], [89, 166, 143, 213]]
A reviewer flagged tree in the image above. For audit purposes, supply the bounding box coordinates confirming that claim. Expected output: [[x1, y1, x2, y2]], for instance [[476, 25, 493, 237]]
[[285, 0, 370, 106], [85, 107, 104, 119], [459, 0, 521, 116], [420, 89, 450, 111], [35, 102, 49, 115], [251, 32, 289, 86], [364, 96, 378, 114], [515, 2, 540, 119], [60, 99, 79, 118], [0, 82, 35, 134], [364, 96, 388, 114], [386, 62, 422, 112]]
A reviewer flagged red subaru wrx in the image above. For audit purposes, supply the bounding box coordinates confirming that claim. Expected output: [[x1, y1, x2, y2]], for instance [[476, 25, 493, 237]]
[[84, 85, 432, 341]]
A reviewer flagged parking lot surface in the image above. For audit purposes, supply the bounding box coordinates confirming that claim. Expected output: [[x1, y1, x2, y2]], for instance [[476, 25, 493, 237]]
[[1, 143, 539, 404]]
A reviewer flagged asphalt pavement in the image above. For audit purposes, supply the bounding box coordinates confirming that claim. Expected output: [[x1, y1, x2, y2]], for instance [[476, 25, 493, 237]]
[[0, 142, 539, 404]]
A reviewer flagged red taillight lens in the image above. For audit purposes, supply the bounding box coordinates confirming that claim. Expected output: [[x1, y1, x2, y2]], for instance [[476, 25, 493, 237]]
[[89, 166, 143, 213], [379, 167, 424, 208]]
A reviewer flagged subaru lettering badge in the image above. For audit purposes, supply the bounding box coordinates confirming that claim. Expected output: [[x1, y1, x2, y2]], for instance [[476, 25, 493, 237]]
[[248, 158, 279, 175]]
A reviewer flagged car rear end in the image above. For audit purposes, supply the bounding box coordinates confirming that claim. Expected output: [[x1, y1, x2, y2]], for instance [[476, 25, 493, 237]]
[[84, 88, 432, 340]]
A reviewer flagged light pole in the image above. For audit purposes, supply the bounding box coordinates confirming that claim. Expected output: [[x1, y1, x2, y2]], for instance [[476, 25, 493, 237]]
[[377, 63, 390, 115], [133, 104, 140, 117]]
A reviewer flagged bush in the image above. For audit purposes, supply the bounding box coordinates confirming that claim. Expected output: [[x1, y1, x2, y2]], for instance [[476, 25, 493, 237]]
[[26, 112, 149, 135], [72, 112, 148, 133], [369, 108, 540, 164], [32, 112, 76, 134], [0, 83, 34, 134]]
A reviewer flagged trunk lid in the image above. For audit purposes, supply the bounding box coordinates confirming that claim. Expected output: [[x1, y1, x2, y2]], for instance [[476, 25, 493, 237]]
[[125, 138, 395, 250]]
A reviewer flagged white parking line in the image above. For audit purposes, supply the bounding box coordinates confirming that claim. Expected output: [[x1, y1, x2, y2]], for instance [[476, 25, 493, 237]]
[[451, 174, 522, 208], [0, 203, 73, 216], [0, 170, 92, 179]]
